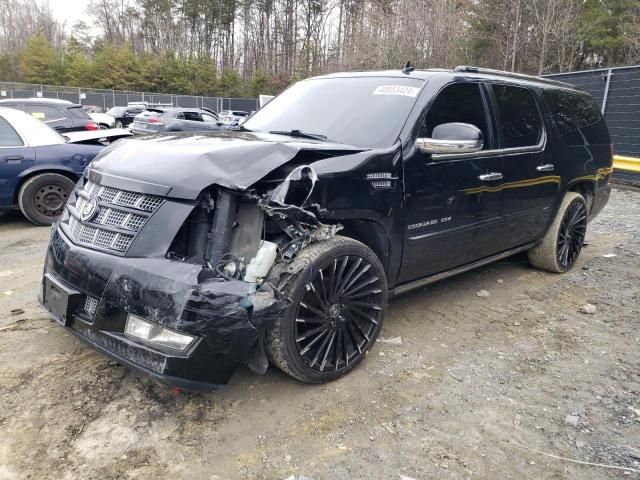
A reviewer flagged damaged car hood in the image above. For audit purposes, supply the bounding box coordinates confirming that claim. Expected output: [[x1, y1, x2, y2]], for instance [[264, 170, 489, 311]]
[[89, 131, 366, 199]]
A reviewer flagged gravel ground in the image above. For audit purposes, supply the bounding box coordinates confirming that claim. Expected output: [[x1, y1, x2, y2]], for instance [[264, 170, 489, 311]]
[[0, 187, 639, 480]]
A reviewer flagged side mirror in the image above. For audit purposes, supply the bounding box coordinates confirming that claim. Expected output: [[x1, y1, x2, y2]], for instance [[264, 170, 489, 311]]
[[415, 122, 484, 155]]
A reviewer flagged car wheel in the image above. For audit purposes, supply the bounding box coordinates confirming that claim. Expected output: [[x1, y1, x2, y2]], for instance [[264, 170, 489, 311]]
[[99, 123, 110, 130], [266, 236, 388, 383], [115, 120, 123, 128], [528, 192, 588, 273], [18, 173, 75, 226]]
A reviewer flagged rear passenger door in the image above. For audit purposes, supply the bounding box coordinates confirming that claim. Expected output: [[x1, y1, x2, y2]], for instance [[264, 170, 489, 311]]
[[178, 111, 205, 131], [489, 84, 558, 247]]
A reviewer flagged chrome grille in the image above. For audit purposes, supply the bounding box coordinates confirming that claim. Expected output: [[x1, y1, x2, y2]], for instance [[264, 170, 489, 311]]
[[64, 179, 163, 255]]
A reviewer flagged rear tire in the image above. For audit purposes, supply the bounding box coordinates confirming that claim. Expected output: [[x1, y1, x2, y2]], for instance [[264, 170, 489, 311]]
[[266, 236, 388, 383], [18, 173, 75, 226], [528, 192, 588, 273]]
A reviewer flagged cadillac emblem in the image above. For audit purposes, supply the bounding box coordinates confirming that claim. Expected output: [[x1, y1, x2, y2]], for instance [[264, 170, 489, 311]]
[[80, 197, 99, 222]]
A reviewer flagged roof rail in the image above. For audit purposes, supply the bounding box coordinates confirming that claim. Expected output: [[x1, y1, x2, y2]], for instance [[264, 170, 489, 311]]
[[453, 65, 574, 88]]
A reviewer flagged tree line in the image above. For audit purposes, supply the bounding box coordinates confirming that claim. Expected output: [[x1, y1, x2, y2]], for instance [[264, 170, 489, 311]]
[[0, 0, 639, 97]]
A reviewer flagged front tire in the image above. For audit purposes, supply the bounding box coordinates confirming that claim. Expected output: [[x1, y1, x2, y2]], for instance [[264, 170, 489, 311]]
[[18, 173, 75, 226], [266, 236, 388, 383], [528, 192, 588, 273]]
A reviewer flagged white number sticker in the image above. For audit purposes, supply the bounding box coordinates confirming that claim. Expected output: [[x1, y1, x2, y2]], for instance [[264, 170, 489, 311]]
[[373, 85, 420, 97]]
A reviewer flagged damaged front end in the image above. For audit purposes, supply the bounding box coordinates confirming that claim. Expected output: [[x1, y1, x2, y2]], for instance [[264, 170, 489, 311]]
[[40, 160, 340, 391]]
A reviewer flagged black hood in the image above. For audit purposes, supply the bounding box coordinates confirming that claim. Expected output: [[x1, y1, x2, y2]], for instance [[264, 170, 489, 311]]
[[89, 131, 365, 199]]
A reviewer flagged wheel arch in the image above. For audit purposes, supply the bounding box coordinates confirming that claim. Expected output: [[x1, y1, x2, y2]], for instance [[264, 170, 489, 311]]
[[567, 179, 596, 213], [13, 167, 80, 204], [338, 218, 391, 275]]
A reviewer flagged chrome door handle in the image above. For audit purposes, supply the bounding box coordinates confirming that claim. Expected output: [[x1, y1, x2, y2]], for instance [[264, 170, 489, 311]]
[[478, 172, 503, 181], [536, 164, 555, 172]]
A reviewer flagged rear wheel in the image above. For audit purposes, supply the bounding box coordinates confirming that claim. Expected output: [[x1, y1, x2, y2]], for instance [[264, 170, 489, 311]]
[[18, 173, 75, 226], [266, 236, 387, 383], [528, 192, 588, 273]]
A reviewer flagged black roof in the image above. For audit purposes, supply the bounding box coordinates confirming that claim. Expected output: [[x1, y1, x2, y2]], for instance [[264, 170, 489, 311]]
[[313, 66, 575, 90]]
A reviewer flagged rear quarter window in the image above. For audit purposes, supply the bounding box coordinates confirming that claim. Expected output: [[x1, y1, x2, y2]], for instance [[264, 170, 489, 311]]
[[0, 116, 23, 146], [543, 90, 610, 146]]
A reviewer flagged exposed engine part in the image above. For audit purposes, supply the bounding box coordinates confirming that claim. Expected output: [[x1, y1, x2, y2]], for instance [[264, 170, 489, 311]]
[[244, 241, 278, 283], [206, 191, 238, 267], [214, 253, 246, 280], [229, 203, 264, 262], [257, 165, 342, 263]]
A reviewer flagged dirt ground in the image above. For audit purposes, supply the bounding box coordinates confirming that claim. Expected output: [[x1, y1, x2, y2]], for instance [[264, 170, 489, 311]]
[[0, 187, 638, 480]]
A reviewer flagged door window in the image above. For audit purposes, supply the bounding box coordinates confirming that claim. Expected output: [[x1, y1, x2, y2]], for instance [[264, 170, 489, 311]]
[[420, 82, 490, 149], [202, 113, 218, 123], [0, 116, 23, 146], [182, 111, 202, 121], [493, 85, 543, 148]]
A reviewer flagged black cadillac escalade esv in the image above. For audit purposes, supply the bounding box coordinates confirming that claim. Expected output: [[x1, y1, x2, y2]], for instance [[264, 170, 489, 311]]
[[39, 66, 612, 391]]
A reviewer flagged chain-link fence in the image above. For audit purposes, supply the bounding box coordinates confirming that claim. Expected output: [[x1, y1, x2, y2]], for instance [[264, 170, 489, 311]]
[[0, 82, 258, 114], [544, 65, 640, 158]]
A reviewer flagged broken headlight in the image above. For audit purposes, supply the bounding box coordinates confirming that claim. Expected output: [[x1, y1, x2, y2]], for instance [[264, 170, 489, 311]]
[[125, 314, 196, 351]]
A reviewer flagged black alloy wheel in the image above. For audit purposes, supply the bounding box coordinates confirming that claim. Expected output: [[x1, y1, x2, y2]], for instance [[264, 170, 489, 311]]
[[557, 198, 587, 270], [266, 236, 388, 383], [294, 255, 385, 373]]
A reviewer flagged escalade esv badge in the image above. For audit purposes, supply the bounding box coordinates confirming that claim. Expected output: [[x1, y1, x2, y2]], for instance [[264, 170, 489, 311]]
[[79, 197, 99, 222]]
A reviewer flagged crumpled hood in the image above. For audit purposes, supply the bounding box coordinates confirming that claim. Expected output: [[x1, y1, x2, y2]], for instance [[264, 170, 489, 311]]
[[89, 131, 364, 199]]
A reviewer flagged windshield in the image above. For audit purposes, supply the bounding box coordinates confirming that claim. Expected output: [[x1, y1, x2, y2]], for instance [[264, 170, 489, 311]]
[[243, 76, 424, 147]]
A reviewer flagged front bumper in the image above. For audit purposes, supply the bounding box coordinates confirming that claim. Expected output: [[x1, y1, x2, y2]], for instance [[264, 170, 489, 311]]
[[40, 227, 287, 391]]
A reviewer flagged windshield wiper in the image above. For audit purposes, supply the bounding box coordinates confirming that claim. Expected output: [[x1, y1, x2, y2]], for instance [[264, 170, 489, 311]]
[[269, 129, 328, 141]]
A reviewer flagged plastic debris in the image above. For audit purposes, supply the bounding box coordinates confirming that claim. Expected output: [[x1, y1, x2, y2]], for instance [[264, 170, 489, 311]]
[[378, 336, 403, 345], [476, 290, 490, 298], [578, 304, 597, 314]]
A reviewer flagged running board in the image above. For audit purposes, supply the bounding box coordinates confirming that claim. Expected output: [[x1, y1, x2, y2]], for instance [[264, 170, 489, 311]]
[[389, 242, 537, 297]]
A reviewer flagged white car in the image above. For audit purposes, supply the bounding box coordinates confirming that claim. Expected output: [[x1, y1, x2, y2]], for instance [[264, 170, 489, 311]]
[[83, 106, 116, 129], [89, 112, 115, 129]]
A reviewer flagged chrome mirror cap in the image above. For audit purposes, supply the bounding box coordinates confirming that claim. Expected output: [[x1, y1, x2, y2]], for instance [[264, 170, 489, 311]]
[[415, 137, 484, 154], [415, 122, 484, 155]]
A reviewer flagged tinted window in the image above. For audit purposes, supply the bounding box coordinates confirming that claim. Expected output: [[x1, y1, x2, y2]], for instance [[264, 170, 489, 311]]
[[0, 116, 23, 146], [68, 106, 91, 119], [420, 82, 490, 148], [23, 105, 67, 123], [183, 111, 201, 121], [493, 85, 542, 148], [543, 90, 610, 146], [244, 77, 424, 148]]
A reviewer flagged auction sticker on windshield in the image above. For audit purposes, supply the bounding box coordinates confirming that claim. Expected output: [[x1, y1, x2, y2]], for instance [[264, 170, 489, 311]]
[[373, 85, 421, 97]]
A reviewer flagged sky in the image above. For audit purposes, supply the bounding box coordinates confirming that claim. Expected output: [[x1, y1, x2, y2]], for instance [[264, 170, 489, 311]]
[[48, 0, 93, 32]]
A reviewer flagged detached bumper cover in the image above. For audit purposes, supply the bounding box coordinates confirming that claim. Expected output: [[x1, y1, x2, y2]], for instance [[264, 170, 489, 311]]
[[40, 228, 287, 391]]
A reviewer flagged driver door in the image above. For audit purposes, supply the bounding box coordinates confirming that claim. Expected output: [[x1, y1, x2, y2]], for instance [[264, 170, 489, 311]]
[[399, 81, 506, 283]]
